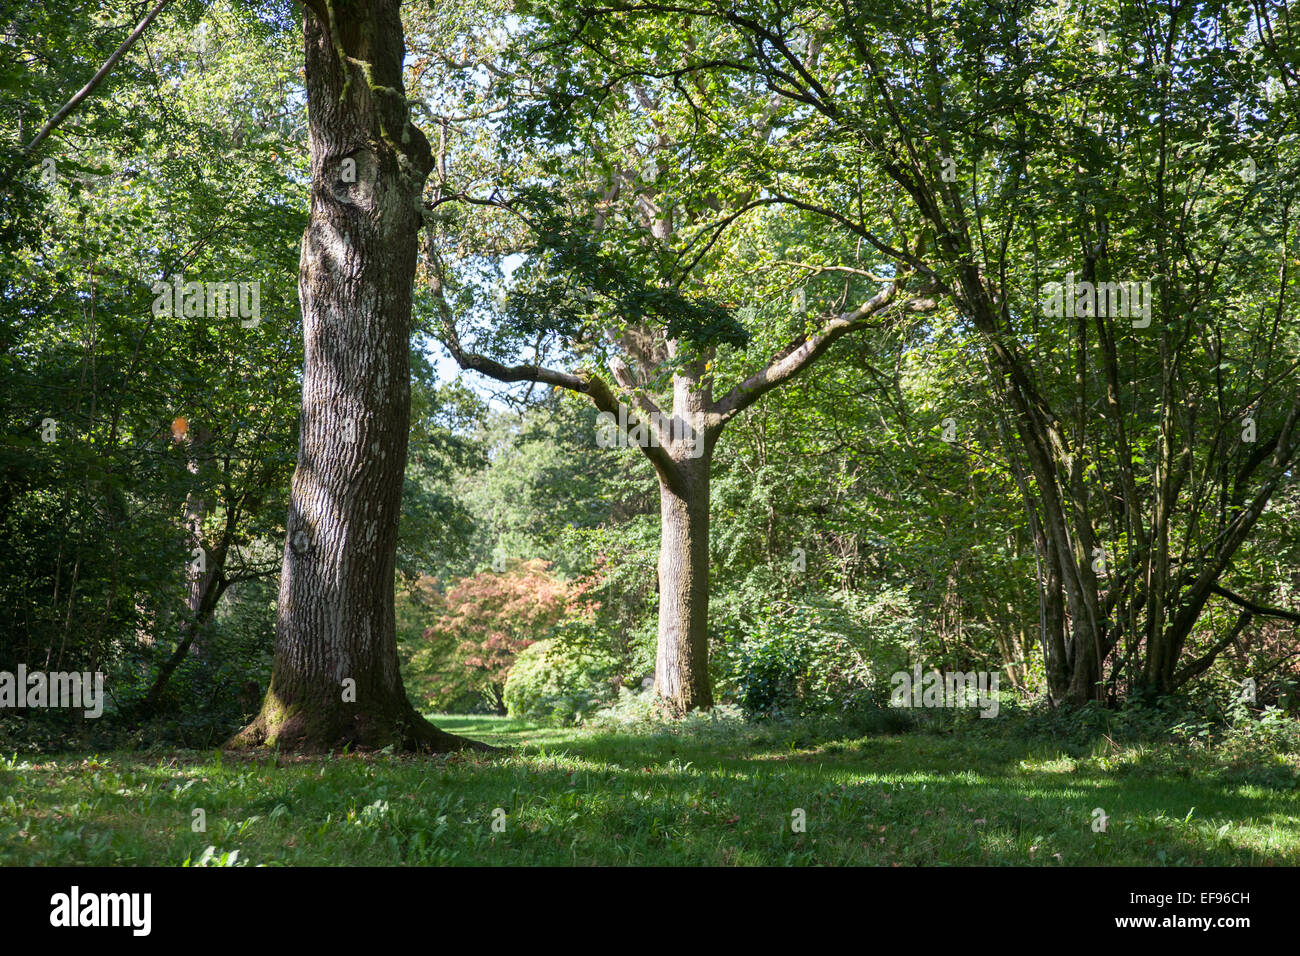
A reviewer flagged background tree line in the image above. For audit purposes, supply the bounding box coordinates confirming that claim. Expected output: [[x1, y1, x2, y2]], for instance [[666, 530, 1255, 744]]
[[1, 0, 1297, 749]]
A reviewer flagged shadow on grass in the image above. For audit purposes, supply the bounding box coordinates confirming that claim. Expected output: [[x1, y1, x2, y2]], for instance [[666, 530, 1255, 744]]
[[4, 715, 1298, 865]]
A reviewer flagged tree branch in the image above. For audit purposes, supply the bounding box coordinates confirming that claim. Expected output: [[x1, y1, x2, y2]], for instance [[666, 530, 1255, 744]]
[[1, 0, 174, 190], [442, 334, 680, 479], [1174, 609, 1252, 689], [712, 283, 934, 426], [1210, 584, 1300, 625]]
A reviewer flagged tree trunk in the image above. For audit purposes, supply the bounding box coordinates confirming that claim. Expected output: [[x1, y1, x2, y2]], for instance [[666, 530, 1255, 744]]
[[650, 355, 715, 714], [139, 427, 227, 714], [138, 575, 225, 715], [230, 0, 484, 754], [654, 448, 713, 714]]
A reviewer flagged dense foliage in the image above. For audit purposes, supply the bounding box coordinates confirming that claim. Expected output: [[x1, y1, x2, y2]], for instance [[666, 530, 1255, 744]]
[[1, 0, 1297, 751]]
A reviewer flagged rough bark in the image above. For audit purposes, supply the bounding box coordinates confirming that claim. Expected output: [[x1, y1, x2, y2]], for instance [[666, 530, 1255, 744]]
[[652, 359, 715, 713], [654, 467, 713, 713], [229, 0, 486, 754]]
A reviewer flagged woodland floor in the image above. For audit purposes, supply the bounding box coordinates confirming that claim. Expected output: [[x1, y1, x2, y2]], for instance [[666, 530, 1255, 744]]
[[2, 715, 1298, 866]]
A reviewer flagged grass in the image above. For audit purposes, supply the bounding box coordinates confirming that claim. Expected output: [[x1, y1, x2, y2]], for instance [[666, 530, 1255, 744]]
[[1, 713, 1298, 865]]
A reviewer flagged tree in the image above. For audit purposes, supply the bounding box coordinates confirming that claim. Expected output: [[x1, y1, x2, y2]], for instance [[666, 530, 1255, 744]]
[[231, 0, 484, 752], [411, 559, 592, 714], [413, 5, 937, 712], [495, 0, 1300, 707]]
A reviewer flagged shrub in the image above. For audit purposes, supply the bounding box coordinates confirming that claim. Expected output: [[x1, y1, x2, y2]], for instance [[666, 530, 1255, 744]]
[[502, 638, 620, 724], [409, 560, 595, 713], [727, 593, 916, 720]]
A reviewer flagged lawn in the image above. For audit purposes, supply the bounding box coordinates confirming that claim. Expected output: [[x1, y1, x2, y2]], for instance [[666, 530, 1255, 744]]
[[2, 714, 1298, 866]]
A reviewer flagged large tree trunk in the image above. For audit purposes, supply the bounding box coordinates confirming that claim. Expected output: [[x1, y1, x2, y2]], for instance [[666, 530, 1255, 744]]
[[230, 0, 482, 754], [654, 447, 713, 714], [651, 356, 715, 714]]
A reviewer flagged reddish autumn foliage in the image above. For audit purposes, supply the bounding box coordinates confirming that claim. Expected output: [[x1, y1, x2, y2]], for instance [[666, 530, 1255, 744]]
[[416, 559, 597, 713]]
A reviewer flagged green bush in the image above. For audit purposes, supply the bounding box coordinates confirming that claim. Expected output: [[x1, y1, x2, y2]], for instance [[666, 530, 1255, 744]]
[[727, 593, 916, 720], [502, 638, 619, 724]]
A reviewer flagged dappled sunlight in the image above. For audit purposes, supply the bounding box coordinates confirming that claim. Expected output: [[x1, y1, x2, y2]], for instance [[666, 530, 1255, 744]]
[[4, 720, 1299, 865]]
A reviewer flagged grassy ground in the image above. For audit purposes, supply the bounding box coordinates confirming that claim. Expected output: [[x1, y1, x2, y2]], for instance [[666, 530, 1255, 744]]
[[2, 714, 1298, 865]]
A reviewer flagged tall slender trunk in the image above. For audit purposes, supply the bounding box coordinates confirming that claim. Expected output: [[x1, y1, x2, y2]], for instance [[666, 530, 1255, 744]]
[[230, 0, 483, 753], [647, 354, 715, 714], [974, 293, 1108, 706], [180, 424, 215, 664], [654, 447, 713, 714], [139, 426, 225, 713]]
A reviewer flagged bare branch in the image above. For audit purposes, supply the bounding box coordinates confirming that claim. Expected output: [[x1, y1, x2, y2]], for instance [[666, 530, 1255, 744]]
[[1210, 584, 1300, 625]]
